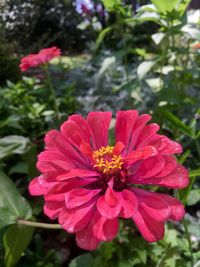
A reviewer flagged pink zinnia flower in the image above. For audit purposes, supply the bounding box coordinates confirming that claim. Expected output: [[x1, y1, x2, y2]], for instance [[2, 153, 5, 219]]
[[20, 47, 61, 72], [29, 111, 189, 250]]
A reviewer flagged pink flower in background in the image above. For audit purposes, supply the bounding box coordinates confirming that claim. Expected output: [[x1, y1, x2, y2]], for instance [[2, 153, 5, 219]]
[[20, 46, 61, 72], [191, 42, 200, 49], [29, 110, 189, 250]]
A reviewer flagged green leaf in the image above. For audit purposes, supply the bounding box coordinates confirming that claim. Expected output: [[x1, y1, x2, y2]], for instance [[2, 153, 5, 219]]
[[160, 110, 193, 137], [135, 11, 163, 25], [0, 136, 30, 160], [152, 32, 166, 45], [137, 60, 156, 80], [9, 162, 28, 175], [187, 189, 200, 206], [178, 149, 190, 164], [151, 0, 190, 15], [176, 0, 191, 15], [156, 246, 178, 267], [0, 115, 22, 130], [96, 27, 113, 50], [3, 225, 34, 267], [182, 25, 200, 41], [101, 0, 120, 11], [0, 171, 32, 228], [189, 169, 200, 178], [151, 0, 177, 14], [69, 253, 94, 267], [178, 174, 196, 204], [96, 56, 116, 81]]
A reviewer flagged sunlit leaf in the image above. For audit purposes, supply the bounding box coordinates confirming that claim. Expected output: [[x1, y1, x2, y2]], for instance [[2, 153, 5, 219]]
[[187, 189, 200, 206], [137, 60, 157, 80], [0, 136, 30, 160], [96, 27, 113, 49], [96, 56, 116, 80], [101, 0, 120, 11], [189, 169, 200, 178]]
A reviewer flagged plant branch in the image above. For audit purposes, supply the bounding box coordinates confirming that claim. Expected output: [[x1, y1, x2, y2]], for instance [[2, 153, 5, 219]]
[[17, 219, 62, 230], [175, 190, 194, 267], [44, 64, 60, 125]]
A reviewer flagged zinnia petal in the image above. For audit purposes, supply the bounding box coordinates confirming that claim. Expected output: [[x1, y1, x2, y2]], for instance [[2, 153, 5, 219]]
[[65, 188, 101, 209], [29, 176, 49, 196], [132, 164, 189, 189], [87, 111, 112, 149], [92, 212, 119, 241], [132, 206, 165, 242], [59, 200, 95, 233], [115, 110, 138, 152], [119, 189, 138, 218], [132, 188, 171, 221], [44, 201, 64, 220], [76, 223, 101, 250]]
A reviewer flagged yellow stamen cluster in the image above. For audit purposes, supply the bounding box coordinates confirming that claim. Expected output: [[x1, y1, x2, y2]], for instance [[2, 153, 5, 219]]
[[92, 146, 123, 174]]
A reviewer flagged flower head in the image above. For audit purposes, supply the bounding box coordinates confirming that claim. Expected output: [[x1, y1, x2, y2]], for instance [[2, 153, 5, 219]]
[[20, 46, 61, 72], [29, 110, 189, 250]]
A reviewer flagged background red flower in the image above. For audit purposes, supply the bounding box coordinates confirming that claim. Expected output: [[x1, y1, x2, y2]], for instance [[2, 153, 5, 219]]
[[20, 46, 61, 72]]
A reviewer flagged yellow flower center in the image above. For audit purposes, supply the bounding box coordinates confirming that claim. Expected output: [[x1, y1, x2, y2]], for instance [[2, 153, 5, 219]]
[[92, 146, 123, 174]]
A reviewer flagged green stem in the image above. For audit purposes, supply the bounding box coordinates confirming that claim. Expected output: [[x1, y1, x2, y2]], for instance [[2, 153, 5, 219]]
[[44, 64, 60, 125], [175, 190, 194, 267], [182, 218, 194, 267], [196, 139, 200, 161], [17, 219, 62, 230]]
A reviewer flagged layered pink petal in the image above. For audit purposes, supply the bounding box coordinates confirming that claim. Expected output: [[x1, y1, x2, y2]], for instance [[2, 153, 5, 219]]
[[149, 134, 182, 155], [44, 130, 90, 168], [124, 146, 157, 166], [127, 114, 152, 153], [29, 176, 49, 196], [56, 169, 100, 181], [69, 114, 90, 139], [44, 178, 94, 202], [133, 188, 185, 221], [61, 120, 86, 148], [44, 201, 64, 219], [37, 150, 75, 174], [97, 195, 121, 219], [92, 212, 119, 241], [134, 156, 166, 178], [132, 206, 165, 242], [119, 189, 138, 218], [87, 112, 112, 150], [155, 156, 177, 177], [135, 123, 160, 149], [65, 188, 101, 209], [76, 223, 101, 250], [159, 194, 185, 221], [58, 200, 95, 233], [132, 188, 171, 221], [115, 110, 138, 151], [132, 164, 189, 189]]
